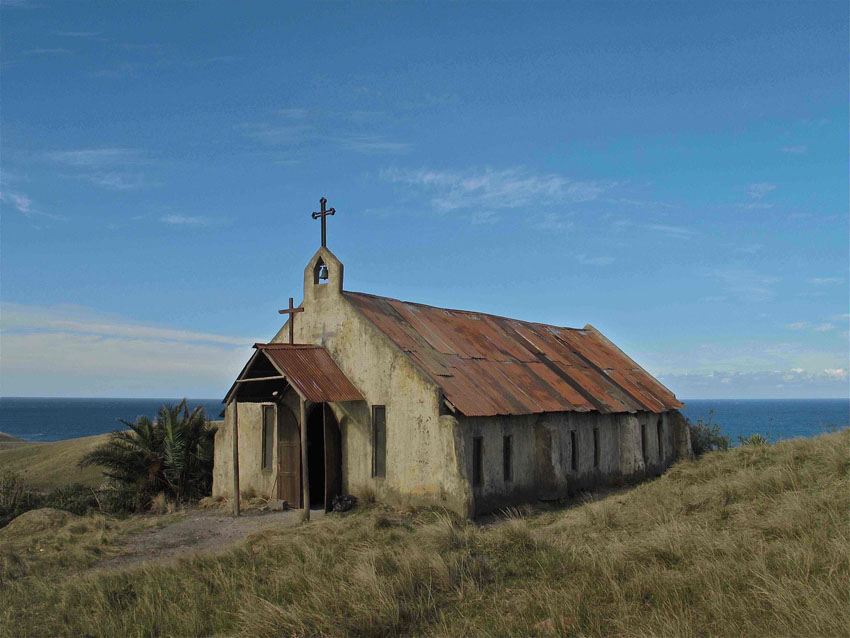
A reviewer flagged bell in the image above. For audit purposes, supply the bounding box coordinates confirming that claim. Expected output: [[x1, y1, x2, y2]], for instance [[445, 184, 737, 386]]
[[318, 264, 329, 280]]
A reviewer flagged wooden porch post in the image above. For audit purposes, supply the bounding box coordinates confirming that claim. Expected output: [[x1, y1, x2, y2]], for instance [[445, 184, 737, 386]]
[[300, 395, 310, 521], [231, 400, 241, 517]]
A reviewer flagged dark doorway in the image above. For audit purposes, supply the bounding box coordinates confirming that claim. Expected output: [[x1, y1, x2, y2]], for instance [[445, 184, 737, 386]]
[[306, 405, 325, 507]]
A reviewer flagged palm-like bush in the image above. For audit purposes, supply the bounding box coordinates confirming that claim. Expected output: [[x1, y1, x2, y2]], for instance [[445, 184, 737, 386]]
[[80, 400, 216, 509]]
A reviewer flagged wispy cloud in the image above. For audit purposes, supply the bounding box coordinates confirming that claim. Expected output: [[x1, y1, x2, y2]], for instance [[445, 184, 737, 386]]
[[0, 190, 65, 221], [809, 277, 843, 285], [333, 135, 411, 155], [747, 182, 776, 200], [0, 303, 255, 396], [160, 215, 222, 226], [44, 147, 152, 190], [381, 166, 613, 218], [577, 254, 615, 266], [54, 31, 101, 37], [645, 223, 695, 238], [780, 145, 808, 155], [46, 147, 146, 167], [25, 48, 71, 55], [241, 108, 411, 156], [709, 268, 780, 302]]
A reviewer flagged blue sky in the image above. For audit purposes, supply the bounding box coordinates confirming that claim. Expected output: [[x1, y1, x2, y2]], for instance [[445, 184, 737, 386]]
[[1, 1, 847, 399]]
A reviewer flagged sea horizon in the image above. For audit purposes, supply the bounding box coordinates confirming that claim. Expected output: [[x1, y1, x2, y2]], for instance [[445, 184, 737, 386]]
[[1, 396, 847, 445]]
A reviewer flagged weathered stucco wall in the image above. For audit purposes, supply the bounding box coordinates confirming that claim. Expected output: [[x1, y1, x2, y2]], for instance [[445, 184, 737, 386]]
[[212, 401, 281, 500], [258, 248, 469, 515], [458, 409, 689, 515]]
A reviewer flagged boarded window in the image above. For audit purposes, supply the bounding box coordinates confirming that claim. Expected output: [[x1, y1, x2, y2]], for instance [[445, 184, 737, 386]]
[[641, 423, 648, 463], [657, 419, 664, 461], [261, 405, 275, 470], [503, 435, 512, 482], [593, 427, 600, 469], [472, 436, 483, 487], [570, 430, 578, 472], [372, 406, 386, 478]]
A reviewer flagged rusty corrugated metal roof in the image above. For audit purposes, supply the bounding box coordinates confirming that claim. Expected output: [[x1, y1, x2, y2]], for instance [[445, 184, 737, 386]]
[[345, 291, 683, 417], [255, 344, 364, 403]]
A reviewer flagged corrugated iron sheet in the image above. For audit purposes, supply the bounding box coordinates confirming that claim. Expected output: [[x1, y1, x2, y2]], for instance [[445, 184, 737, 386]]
[[345, 292, 684, 417], [256, 344, 364, 404]]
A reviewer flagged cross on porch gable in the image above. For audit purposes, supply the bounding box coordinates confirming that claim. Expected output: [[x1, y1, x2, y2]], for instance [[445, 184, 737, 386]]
[[278, 297, 304, 344], [311, 197, 335, 248]]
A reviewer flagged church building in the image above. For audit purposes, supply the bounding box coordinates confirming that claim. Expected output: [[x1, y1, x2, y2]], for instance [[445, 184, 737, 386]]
[[212, 199, 692, 517]]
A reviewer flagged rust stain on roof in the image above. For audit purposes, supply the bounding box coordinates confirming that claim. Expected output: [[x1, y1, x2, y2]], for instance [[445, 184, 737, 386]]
[[345, 291, 684, 417], [255, 344, 363, 404]]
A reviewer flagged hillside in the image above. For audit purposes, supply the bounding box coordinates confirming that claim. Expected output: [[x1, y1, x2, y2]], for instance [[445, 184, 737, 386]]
[[0, 432, 36, 450], [0, 433, 110, 488], [1, 430, 848, 637]]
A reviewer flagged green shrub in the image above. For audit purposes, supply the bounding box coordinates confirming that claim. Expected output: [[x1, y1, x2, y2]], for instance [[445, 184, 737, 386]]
[[738, 432, 770, 447], [79, 400, 216, 511], [688, 411, 730, 456], [0, 471, 42, 528]]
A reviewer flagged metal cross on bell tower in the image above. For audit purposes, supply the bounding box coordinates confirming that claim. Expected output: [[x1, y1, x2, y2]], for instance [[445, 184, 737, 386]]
[[311, 197, 335, 248]]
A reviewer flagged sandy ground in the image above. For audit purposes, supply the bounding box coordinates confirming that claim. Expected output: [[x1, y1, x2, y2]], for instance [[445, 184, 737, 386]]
[[97, 508, 325, 570]]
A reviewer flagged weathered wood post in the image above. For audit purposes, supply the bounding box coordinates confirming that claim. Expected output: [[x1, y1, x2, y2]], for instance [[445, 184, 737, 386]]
[[231, 400, 241, 517], [300, 395, 310, 521]]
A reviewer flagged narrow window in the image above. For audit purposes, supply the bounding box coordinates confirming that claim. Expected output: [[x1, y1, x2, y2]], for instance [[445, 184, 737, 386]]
[[503, 435, 512, 482], [593, 427, 600, 469], [641, 423, 648, 463], [472, 436, 484, 487], [372, 406, 386, 478], [261, 405, 275, 470], [657, 419, 664, 461], [570, 430, 578, 472]]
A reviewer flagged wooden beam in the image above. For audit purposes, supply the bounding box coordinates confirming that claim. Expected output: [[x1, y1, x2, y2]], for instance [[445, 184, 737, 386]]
[[231, 400, 241, 517], [300, 395, 310, 521], [235, 375, 286, 383]]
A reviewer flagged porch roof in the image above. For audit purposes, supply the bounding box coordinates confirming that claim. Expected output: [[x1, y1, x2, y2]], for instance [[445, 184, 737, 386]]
[[224, 343, 364, 405]]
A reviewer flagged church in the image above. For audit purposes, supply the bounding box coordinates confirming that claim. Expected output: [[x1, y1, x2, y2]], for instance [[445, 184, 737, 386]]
[[212, 199, 692, 517]]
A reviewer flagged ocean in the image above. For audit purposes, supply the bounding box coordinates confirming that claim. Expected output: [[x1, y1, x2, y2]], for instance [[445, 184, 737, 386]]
[[0, 397, 847, 444]]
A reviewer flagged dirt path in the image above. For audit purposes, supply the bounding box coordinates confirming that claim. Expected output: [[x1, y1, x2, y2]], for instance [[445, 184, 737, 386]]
[[97, 508, 324, 570]]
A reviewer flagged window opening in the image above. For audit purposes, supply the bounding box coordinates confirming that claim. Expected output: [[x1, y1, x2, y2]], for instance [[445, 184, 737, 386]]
[[472, 437, 484, 487], [593, 427, 600, 469], [657, 419, 663, 461], [641, 423, 648, 463], [372, 406, 386, 478], [261, 405, 275, 470], [503, 435, 512, 482], [570, 430, 578, 472]]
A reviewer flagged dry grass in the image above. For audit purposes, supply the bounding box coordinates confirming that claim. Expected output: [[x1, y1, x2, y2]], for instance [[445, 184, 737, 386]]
[[0, 434, 110, 488], [2, 430, 848, 637]]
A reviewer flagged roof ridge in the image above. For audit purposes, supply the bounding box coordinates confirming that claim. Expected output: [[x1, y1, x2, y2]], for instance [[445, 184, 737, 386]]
[[343, 290, 585, 332]]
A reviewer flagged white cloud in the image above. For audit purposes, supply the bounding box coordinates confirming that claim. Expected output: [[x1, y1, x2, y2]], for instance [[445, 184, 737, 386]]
[[0, 190, 65, 221], [160, 215, 221, 226], [786, 322, 809, 330], [709, 268, 780, 302], [809, 277, 843, 285], [0, 303, 257, 396], [577, 254, 615, 266], [747, 182, 776, 200], [381, 166, 613, 214], [45, 148, 151, 190], [814, 323, 836, 332], [780, 145, 808, 154], [645, 223, 695, 238], [333, 135, 411, 155], [823, 368, 848, 380], [45, 148, 146, 167]]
